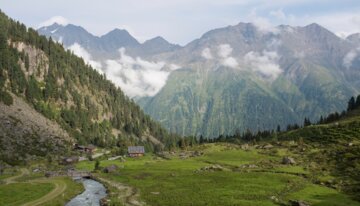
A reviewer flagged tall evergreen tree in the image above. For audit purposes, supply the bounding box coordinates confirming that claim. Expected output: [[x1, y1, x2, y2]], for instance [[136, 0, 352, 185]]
[[347, 96, 356, 111], [356, 95, 360, 108]]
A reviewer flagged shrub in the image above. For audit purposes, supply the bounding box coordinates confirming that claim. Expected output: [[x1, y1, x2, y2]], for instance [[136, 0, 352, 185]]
[[0, 90, 13, 105]]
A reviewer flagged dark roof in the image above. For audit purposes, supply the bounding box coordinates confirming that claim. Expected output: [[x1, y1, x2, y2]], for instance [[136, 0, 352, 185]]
[[128, 146, 145, 154], [76, 144, 96, 150], [87, 144, 96, 149]]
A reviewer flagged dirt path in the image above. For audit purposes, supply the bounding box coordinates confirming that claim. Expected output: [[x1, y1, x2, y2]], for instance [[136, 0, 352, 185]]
[[3, 168, 69, 206], [22, 178, 67, 206], [4, 168, 29, 184], [97, 176, 145, 206]]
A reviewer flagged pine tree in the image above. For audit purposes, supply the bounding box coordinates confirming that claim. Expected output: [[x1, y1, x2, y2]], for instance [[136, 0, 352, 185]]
[[276, 125, 281, 132], [24, 53, 29, 71], [356, 95, 360, 109], [304, 117, 311, 127], [347, 96, 356, 111], [199, 135, 204, 144]]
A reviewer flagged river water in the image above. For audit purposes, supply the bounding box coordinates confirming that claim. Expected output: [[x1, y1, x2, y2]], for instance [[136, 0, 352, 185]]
[[66, 178, 107, 206]]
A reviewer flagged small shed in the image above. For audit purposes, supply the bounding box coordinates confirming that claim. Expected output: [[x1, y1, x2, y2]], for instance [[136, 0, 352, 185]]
[[61, 156, 79, 165], [128, 146, 145, 157]]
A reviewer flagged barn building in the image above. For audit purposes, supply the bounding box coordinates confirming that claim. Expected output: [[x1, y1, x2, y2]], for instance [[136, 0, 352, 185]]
[[128, 146, 145, 157]]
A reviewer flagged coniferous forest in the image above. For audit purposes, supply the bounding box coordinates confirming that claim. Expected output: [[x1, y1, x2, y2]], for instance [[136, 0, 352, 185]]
[[0, 10, 179, 153]]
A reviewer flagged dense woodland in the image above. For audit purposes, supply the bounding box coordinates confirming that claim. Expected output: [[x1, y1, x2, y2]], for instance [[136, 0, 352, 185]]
[[176, 95, 360, 146], [0, 10, 180, 152]]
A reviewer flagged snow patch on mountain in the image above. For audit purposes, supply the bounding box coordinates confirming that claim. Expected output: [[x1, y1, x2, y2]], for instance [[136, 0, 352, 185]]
[[38, 16, 68, 28]]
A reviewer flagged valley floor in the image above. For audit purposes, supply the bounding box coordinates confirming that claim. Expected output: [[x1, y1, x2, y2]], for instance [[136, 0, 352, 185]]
[[76, 143, 360, 206], [1, 142, 359, 206]]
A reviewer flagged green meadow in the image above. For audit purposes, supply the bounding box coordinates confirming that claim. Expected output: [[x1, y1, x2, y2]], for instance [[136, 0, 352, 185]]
[[77, 144, 360, 206], [0, 172, 83, 206], [0, 183, 54, 206]]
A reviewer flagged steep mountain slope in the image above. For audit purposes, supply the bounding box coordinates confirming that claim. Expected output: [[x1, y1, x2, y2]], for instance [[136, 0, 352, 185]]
[[138, 67, 299, 137], [140, 23, 360, 136], [39, 21, 360, 137], [0, 94, 72, 165], [0, 10, 174, 163]]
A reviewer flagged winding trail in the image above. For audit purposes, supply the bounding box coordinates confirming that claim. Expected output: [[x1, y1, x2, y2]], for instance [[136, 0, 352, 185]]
[[22, 178, 67, 206], [96, 176, 145, 206], [3, 168, 69, 206], [4, 168, 29, 184]]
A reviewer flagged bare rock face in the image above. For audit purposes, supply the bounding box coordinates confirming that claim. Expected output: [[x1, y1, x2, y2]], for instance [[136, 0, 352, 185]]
[[12, 42, 49, 82], [0, 94, 73, 164], [197, 164, 229, 172], [103, 164, 119, 173]]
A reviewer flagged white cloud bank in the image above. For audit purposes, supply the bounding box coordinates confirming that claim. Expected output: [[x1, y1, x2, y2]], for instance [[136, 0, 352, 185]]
[[67, 44, 181, 97], [201, 48, 213, 59], [201, 44, 281, 79], [68, 43, 103, 73], [38, 16, 68, 28], [343, 48, 360, 68], [105, 48, 180, 97], [244, 50, 282, 79], [217, 44, 239, 68], [249, 10, 279, 34]]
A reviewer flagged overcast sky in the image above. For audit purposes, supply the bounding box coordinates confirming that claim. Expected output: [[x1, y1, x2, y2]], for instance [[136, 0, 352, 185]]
[[1, 0, 360, 45]]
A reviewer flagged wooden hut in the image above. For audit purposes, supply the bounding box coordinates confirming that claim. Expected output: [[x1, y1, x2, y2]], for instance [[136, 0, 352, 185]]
[[128, 146, 145, 157]]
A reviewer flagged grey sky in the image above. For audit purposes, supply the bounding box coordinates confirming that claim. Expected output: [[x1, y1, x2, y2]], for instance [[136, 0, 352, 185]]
[[1, 0, 360, 45]]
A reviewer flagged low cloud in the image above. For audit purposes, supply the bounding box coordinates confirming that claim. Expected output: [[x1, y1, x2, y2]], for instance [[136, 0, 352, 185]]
[[201, 48, 213, 59], [105, 48, 179, 97], [249, 10, 279, 34], [244, 50, 282, 79], [294, 51, 305, 59], [222, 57, 239, 68], [343, 48, 360, 68], [68, 43, 103, 73], [38, 16, 68, 28], [217, 44, 239, 68], [217, 44, 233, 58]]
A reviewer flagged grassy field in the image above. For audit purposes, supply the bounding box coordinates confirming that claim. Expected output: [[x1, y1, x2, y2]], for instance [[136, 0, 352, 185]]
[[0, 169, 83, 206], [77, 143, 360, 206], [0, 182, 54, 206]]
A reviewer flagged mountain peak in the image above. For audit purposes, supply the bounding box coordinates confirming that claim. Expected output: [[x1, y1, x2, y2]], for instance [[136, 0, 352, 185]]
[[347, 33, 360, 43], [38, 22, 63, 32], [144, 36, 169, 44], [304, 23, 326, 31], [100, 28, 140, 49], [106, 28, 131, 36], [302, 23, 340, 40]]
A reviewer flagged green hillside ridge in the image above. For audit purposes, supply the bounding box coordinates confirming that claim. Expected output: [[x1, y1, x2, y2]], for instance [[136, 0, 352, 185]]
[[0, 10, 178, 165]]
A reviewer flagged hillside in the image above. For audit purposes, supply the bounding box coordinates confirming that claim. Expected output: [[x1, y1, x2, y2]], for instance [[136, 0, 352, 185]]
[[275, 107, 360, 199], [0, 10, 176, 165], [204, 97, 360, 201]]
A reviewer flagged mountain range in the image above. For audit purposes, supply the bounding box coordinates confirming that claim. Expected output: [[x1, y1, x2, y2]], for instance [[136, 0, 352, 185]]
[[38, 21, 360, 137]]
